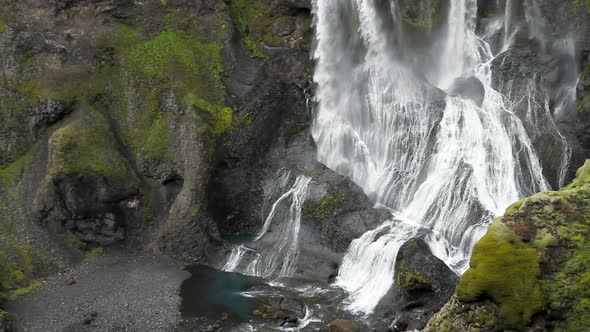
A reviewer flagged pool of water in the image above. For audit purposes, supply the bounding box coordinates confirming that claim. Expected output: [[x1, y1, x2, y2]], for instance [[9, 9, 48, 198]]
[[223, 234, 258, 245], [179, 265, 361, 331], [180, 265, 262, 322]]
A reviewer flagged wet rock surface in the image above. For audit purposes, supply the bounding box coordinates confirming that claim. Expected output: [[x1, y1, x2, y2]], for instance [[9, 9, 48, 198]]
[[447, 76, 485, 107], [377, 239, 458, 331]]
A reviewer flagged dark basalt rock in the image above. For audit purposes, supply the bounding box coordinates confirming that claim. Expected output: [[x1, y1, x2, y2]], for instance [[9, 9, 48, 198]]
[[0, 312, 15, 332], [33, 175, 141, 245], [491, 43, 584, 188], [277, 0, 312, 10], [301, 163, 390, 253], [29, 99, 76, 137], [376, 239, 458, 332], [447, 76, 485, 107]]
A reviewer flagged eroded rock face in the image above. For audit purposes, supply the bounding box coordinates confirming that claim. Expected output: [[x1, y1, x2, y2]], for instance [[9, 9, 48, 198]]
[[0, 0, 315, 267]]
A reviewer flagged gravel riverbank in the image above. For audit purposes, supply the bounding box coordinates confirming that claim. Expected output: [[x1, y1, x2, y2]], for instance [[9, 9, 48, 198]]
[[6, 248, 189, 332]]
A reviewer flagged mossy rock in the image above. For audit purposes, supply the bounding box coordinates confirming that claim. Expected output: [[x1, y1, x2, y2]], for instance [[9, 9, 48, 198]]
[[48, 108, 131, 180], [454, 160, 590, 330], [457, 220, 544, 328], [0, 150, 33, 189], [306, 193, 348, 220], [398, 271, 431, 294]]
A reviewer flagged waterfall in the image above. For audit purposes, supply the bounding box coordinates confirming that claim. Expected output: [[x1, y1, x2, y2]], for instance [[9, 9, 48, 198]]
[[223, 174, 312, 278], [312, 0, 570, 314]]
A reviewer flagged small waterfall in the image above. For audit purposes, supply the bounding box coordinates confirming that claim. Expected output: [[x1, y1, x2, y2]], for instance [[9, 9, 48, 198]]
[[337, 218, 424, 313], [223, 174, 312, 278], [312, 0, 570, 314]]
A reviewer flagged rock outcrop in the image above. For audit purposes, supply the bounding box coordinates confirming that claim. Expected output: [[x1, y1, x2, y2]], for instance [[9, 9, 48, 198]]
[[0, 0, 317, 320], [425, 160, 590, 331], [368, 238, 458, 331], [384, 239, 459, 331]]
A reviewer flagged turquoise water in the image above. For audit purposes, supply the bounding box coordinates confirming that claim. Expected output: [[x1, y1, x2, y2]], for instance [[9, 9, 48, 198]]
[[180, 265, 262, 321], [223, 234, 257, 245]]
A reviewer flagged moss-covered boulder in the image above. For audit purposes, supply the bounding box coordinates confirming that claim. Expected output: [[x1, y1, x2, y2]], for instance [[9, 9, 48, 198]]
[[426, 160, 590, 331]]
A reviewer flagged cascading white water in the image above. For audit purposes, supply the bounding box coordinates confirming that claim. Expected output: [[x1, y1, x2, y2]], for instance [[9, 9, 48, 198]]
[[312, 0, 570, 314], [223, 174, 311, 278]]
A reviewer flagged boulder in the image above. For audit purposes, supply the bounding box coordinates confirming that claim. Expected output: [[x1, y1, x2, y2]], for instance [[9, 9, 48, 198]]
[[447, 76, 485, 107], [378, 239, 458, 331], [302, 163, 390, 253], [253, 294, 303, 328], [328, 319, 360, 332]]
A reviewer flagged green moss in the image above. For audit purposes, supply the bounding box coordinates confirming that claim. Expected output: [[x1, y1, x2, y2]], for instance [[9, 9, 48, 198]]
[[0, 246, 41, 303], [212, 107, 233, 135], [574, 0, 590, 13], [308, 193, 348, 220], [0, 184, 63, 311], [565, 160, 590, 189], [57, 232, 85, 249], [126, 30, 225, 105], [230, 0, 283, 54], [230, 0, 274, 37], [457, 220, 544, 328], [18, 66, 115, 105], [505, 199, 524, 216], [454, 160, 590, 331], [402, 272, 430, 293], [116, 29, 233, 152], [533, 228, 558, 249], [85, 247, 104, 262], [245, 36, 267, 59], [49, 109, 130, 179], [0, 151, 33, 188], [142, 114, 171, 161], [0, 21, 5, 33]]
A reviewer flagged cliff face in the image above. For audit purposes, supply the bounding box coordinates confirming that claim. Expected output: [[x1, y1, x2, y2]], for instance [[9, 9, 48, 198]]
[[0, 0, 317, 314], [0, 0, 391, 323], [1, 0, 590, 330]]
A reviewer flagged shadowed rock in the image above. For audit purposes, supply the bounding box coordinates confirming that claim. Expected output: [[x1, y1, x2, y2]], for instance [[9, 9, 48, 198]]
[[447, 76, 485, 107]]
